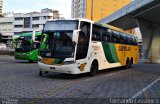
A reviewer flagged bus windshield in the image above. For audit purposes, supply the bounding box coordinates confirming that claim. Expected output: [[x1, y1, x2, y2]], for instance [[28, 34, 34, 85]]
[[40, 31, 75, 58], [40, 20, 79, 58], [16, 36, 32, 52]]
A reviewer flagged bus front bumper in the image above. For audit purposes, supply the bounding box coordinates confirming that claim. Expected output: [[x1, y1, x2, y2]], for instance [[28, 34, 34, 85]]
[[38, 62, 79, 74], [14, 50, 38, 61]]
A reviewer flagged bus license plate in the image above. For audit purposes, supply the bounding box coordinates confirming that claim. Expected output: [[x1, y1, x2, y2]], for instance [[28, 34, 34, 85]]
[[50, 67, 55, 70]]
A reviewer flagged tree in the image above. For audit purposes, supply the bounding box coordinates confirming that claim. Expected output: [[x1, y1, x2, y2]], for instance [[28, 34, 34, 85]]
[[0, 33, 3, 43]]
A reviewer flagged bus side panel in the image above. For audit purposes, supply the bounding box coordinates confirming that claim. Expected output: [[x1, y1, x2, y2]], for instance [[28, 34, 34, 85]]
[[89, 42, 121, 70], [115, 44, 139, 65]]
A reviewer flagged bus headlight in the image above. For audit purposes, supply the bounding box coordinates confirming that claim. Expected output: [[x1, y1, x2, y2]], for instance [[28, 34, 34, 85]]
[[63, 61, 75, 65]]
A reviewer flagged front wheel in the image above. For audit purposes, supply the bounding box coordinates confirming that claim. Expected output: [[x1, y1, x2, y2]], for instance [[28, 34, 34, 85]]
[[89, 61, 98, 76], [29, 60, 33, 63]]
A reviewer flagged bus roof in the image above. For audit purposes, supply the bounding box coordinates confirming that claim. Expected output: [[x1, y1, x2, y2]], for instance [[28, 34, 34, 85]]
[[46, 18, 94, 23], [20, 32, 42, 37], [94, 22, 135, 36]]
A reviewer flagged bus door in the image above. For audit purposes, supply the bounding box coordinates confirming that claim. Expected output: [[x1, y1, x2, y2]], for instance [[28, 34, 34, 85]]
[[75, 21, 91, 71]]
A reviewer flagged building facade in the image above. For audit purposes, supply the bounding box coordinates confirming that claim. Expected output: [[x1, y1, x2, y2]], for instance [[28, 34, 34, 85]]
[[0, 17, 13, 43], [71, 0, 131, 22], [0, 0, 3, 16], [13, 8, 59, 38]]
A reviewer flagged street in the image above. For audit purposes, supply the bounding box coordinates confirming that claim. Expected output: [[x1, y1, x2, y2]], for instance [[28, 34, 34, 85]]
[[0, 55, 160, 103]]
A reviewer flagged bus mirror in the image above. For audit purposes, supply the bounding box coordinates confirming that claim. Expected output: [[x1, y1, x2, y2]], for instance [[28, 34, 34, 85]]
[[32, 29, 41, 42], [32, 31, 36, 42], [72, 30, 80, 43]]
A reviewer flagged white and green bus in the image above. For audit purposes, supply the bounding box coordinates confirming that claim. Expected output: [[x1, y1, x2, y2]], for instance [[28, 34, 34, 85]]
[[38, 19, 138, 76]]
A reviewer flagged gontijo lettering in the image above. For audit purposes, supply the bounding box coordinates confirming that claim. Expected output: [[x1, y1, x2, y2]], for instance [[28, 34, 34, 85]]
[[119, 46, 131, 51]]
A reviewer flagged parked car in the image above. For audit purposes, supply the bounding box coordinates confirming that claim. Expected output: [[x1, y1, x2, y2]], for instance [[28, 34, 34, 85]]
[[0, 43, 7, 50]]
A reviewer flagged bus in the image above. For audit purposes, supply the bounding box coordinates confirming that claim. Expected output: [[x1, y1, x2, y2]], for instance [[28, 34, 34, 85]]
[[38, 19, 138, 76], [15, 31, 42, 62]]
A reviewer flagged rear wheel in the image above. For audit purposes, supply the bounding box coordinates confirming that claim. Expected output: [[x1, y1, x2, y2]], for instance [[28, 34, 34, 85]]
[[44, 71, 49, 74], [39, 71, 43, 76], [130, 58, 133, 68], [125, 58, 131, 69], [89, 61, 98, 76]]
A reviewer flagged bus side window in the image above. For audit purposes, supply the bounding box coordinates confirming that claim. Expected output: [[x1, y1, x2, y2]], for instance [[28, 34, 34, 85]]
[[133, 38, 138, 45], [111, 30, 119, 43], [92, 25, 101, 41], [125, 35, 130, 44], [130, 37, 134, 45], [128, 36, 133, 45], [119, 33, 125, 44], [102, 28, 111, 42]]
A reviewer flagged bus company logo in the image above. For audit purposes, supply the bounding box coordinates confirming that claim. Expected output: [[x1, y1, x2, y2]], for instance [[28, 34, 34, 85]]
[[92, 46, 100, 50], [119, 46, 131, 51]]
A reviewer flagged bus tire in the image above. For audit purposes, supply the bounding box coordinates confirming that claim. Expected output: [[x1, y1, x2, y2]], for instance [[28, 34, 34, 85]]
[[39, 71, 43, 76], [44, 71, 48, 74], [125, 58, 131, 69], [130, 58, 133, 68], [89, 60, 98, 76], [29, 60, 33, 63]]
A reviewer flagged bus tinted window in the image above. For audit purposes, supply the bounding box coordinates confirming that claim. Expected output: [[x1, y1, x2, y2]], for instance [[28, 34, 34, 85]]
[[92, 25, 101, 41], [125, 35, 130, 44], [119, 33, 125, 44], [130, 37, 135, 45], [111, 30, 119, 43], [102, 28, 111, 42], [133, 38, 138, 45]]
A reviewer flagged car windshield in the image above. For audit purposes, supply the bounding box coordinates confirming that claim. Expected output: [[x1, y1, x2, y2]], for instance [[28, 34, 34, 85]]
[[40, 31, 75, 58]]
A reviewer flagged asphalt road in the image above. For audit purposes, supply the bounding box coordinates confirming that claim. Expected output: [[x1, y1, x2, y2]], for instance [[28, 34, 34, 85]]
[[0, 55, 160, 103]]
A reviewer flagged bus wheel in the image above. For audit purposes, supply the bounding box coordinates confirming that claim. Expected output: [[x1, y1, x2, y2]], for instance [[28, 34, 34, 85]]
[[44, 71, 48, 74], [29, 60, 33, 63], [89, 60, 98, 76], [39, 71, 43, 76], [130, 58, 133, 68], [125, 59, 131, 69]]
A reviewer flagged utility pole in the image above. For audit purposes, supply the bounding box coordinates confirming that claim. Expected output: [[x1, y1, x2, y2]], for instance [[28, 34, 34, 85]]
[[91, 0, 93, 20]]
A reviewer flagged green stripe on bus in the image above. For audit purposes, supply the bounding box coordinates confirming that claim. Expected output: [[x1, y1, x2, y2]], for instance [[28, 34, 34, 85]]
[[102, 42, 119, 63]]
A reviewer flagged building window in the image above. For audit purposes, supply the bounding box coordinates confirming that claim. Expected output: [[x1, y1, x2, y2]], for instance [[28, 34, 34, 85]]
[[15, 17, 23, 21], [14, 25, 23, 28], [24, 17, 30, 28], [33, 17, 39, 21], [32, 24, 39, 28], [2, 29, 7, 31], [48, 16, 53, 19], [14, 32, 22, 35]]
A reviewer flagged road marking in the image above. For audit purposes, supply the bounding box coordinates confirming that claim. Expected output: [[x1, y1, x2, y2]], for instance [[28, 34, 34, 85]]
[[131, 77, 160, 98]]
